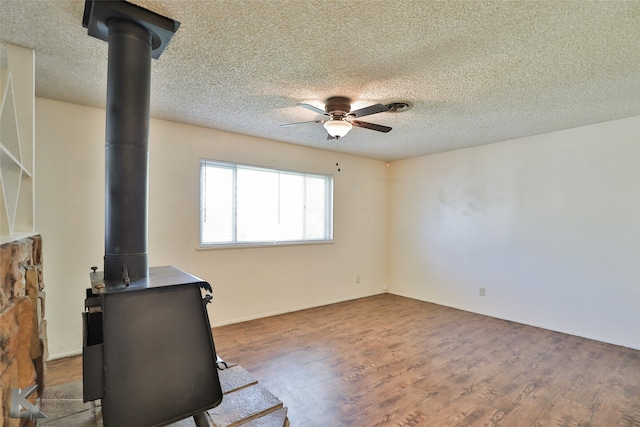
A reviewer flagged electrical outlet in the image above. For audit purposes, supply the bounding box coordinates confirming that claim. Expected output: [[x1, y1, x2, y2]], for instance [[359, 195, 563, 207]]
[[480, 288, 486, 296], [356, 276, 361, 283]]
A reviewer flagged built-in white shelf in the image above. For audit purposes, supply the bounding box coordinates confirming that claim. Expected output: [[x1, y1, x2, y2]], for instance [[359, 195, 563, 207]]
[[0, 44, 35, 239]]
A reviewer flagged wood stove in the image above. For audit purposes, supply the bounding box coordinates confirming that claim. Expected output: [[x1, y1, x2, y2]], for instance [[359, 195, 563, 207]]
[[80, 2, 223, 425], [83, 266, 223, 426]]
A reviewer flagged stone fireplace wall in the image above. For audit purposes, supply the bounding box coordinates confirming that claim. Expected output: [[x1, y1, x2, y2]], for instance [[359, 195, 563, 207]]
[[0, 235, 46, 426]]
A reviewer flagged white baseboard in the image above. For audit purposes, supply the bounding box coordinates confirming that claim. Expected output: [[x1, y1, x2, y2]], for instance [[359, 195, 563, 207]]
[[210, 291, 386, 328], [47, 349, 82, 361]]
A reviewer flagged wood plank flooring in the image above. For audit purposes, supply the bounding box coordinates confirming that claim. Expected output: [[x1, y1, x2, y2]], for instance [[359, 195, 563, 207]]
[[46, 354, 83, 387], [47, 294, 640, 426], [210, 294, 640, 427]]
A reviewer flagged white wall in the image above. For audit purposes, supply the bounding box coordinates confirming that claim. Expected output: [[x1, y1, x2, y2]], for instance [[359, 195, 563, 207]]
[[389, 116, 640, 349], [37, 96, 639, 357], [36, 98, 389, 358]]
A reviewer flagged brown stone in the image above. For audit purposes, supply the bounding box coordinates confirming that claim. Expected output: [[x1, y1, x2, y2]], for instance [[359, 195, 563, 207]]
[[34, 354, 45, 396], [0, 238, 34, 301], [30, 315, 41, 360], [13, 267, 25, 299], [0, 383, 4, 425], [0, 363, 19, 426], [39, 320, 48, 361], [2, 358, 19, 392], [25, 269, 41, 359], [38, 291, 45, 321], [0, 244, 12, 290], [30, 236, 41, 266], [15, 297, 36, 388], [0, 304, 20, 374], [37, 269, 44, 291], [1, 245, 16, 301], [36, 297, 41, 326], [15, 297, 33, 337], [13, 238, 32, 266], [25, 268, 38, 299], [7, 259, 23, 299], [0, 236, 45, 427], [0, 288, 8, 311]]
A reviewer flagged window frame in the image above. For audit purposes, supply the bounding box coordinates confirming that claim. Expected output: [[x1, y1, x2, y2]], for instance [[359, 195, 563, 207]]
[[199, 159, 334, 249]]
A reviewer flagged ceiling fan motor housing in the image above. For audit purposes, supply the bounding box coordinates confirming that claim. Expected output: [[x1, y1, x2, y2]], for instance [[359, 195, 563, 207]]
[[325, 96, 352, 118]]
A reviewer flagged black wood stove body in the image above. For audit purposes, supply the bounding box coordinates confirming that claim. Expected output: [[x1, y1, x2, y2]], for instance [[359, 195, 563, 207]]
[[83, 266, 223, 426]]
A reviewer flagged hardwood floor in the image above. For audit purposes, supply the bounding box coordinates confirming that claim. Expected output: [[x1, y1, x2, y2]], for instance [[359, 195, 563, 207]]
[[46, 354, 83, 387], [210, 294, 640, 426], [48, 294, 640, 426]]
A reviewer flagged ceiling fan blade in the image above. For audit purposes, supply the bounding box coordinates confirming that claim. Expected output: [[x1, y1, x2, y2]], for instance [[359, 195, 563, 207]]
[[349, 103, 389, 118], [280, 120, 324, 127], [351, 120, 392, 133], [298, 103, 329, 116]]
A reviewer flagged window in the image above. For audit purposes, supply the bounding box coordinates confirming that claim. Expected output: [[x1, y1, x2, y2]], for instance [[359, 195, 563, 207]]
[[200, 160, 333, 246]]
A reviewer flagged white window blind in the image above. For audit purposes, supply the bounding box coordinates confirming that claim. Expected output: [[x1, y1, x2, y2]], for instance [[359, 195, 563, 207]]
[[200, 160, 333, 246]]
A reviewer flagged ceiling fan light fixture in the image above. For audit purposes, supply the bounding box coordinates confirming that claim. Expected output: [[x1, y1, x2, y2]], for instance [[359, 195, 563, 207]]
[[324, 119, 352, 137]]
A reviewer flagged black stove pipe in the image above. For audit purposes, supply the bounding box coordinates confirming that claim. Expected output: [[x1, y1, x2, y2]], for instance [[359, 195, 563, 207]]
[[103, 19, 151, 284], [82, 0, 180, 285]]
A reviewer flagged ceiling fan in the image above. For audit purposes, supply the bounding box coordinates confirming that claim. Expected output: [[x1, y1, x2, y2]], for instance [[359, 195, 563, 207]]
[[281, 96, 392, 139]]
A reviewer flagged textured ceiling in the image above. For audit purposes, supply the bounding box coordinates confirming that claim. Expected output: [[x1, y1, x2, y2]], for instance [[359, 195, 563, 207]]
[[1, 0, 639, 161]]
